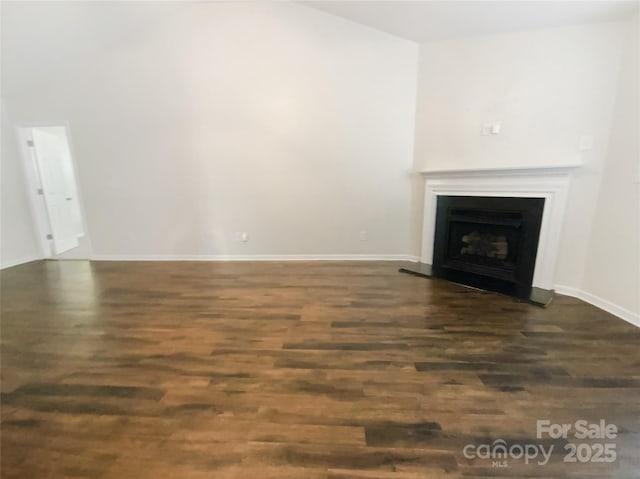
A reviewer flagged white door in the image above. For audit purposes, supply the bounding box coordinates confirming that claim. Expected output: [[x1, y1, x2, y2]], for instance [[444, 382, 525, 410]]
[[30, 128, 81, 254]]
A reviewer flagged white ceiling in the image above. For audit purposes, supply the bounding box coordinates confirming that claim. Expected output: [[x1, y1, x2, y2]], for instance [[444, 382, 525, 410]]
[[302, 1, 639, 43]]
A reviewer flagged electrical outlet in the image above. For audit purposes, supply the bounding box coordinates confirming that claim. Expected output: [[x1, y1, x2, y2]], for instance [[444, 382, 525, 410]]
[[359, 230, 368, 241], [481, 121, 501, 135], [235, 232, 249, 242]]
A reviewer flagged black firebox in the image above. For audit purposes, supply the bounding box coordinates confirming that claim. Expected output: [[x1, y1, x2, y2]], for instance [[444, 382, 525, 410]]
[[432, 196, 545, 300]]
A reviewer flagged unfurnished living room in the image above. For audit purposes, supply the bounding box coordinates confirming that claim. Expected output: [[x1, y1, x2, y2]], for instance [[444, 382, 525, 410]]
[[1, 1, 639, 478]]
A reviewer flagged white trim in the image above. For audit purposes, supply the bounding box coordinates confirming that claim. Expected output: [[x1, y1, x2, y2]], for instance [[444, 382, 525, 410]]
[[16, 127, 52, 258], [554, 285, 640, 329], [421, 163, 582, 177], [90, 254, 421, 262], [420, 166, 579, 290], [1, 255, 41, 270]]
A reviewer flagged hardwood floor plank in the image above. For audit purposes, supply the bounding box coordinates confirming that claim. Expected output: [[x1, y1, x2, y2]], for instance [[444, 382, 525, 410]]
[[1, 260, 638, 478]]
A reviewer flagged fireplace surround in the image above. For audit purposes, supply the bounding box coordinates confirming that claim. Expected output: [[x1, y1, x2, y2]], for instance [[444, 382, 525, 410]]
[[401, 164, 580, 305]]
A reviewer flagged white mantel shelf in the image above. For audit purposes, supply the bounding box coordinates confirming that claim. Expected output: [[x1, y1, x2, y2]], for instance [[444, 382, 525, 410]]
[[420, 163, 582, 177]]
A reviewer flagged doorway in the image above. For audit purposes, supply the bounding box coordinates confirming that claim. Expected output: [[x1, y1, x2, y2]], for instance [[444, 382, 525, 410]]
[[17, 125, 87, 257]]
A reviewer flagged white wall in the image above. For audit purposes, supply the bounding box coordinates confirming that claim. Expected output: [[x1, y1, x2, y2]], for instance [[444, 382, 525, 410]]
[[0, 100, 41, 268], [583, 17, 640, 317], [1, 2, 418, 259], [413, 22, 627, 292]]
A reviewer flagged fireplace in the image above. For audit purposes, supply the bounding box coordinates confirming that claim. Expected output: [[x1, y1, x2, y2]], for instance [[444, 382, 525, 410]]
[[432, 196, 544, 299], [398, 164, 580, 306]]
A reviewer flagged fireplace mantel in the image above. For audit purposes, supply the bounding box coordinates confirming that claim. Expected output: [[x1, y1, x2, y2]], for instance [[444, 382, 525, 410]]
[[421, 163, 582, 178], [419, 163, 581, 291]]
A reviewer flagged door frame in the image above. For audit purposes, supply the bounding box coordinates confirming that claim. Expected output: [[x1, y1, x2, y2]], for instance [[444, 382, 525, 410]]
[[15, 121, 92, 259]]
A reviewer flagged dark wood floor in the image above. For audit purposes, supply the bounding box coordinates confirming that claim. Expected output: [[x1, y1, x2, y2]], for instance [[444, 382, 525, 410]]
[[1, 260, 638, 478]]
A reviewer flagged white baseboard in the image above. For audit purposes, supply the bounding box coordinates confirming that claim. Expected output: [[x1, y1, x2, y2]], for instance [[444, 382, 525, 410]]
[[0, 255, 41, 270], [554, 284, 640, 328], [90, 254, 421, 262]]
